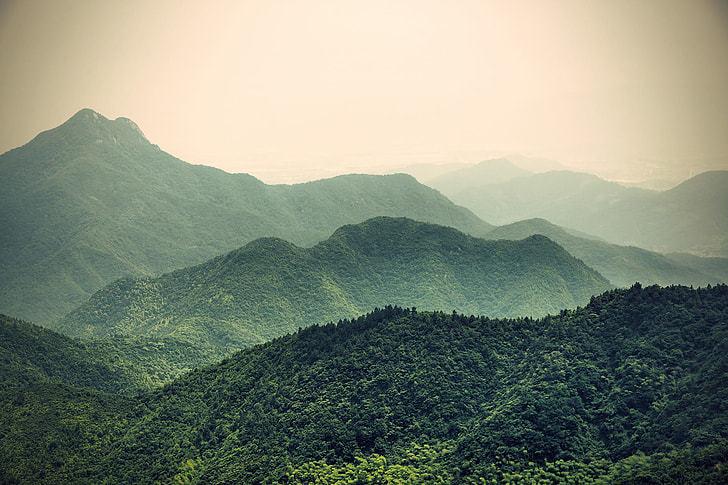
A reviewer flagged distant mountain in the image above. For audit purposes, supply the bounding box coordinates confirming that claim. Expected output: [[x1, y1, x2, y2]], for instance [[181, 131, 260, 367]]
[[449, 170, 728, 256], [505, 153, 568, 172], [15, 285, 727, 483], [427, 158, 531, 194], [665, 252, 728, 283], [398, 155, 566, 185], [449, 170, 648, 225], [486, 218, 725, 287], [56, 217, 610, 351], [395, 161, 472, 182], [0, 109, 491, 322]]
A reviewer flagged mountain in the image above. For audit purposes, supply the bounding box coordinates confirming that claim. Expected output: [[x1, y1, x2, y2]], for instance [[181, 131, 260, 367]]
[[55, 217, 610, 352], [448, 170, 649, 225], [395, 161, 472, 182], [486, 218, 725, 287], [665, 252, 728, 283], [0, 314, 135, 394], [0, 109, 491, 323], [505, 153, 568, 172], [0, 314, 137, 484], [448, 170, 728, 256], [7, 284, 726, 483], [397, 155, 566, 185], [427, 158, 531, 194], [0, 314, 213, 393]]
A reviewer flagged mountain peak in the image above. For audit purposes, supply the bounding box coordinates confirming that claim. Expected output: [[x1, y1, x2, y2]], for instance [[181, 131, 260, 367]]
[[50, 108, 151, 147], [68, 107, 106, 121], [328, 217, 453, 242]]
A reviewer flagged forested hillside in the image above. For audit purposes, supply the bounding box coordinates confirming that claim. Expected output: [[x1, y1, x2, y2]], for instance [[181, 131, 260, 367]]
[[56, 217, 609, 354], [0, 109, 490, 322], [0, 314, 215, 393], [4, 284, 725, 483], [486, 218, 726, 287]]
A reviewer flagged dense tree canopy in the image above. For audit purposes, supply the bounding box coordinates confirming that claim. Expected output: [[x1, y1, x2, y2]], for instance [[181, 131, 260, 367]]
[[56, 217, 610, 362], [3, 284, 725, 483]]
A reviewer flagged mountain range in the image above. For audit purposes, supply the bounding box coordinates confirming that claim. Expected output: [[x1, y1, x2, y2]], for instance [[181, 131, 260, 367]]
[[484, 218, 728, 287], [55, 217, 610, 355], [2, 109, 728, 484], [435, 164, 728, 257], [426, 158, 532, 194], [3, 284, 726, 483], [0, 109, 490, 323]]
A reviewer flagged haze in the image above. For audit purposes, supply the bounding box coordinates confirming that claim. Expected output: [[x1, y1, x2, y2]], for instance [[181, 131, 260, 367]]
[[1, 0, 727, 183]]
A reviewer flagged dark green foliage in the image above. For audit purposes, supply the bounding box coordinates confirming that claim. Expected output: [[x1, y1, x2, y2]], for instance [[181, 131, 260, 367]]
[[282, 443, 728, 484], [56, 217, 610, 351], [10, 284, 723, 483], [486, 218, 727, 287], [0, 109, 490, 323], [446, 169, 728, 257], [0, 382, 132, 485], [0, 314, 216, 393]]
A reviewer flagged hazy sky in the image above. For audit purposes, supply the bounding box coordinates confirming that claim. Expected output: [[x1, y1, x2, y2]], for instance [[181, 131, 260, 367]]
[[1, 0, 727, 183]]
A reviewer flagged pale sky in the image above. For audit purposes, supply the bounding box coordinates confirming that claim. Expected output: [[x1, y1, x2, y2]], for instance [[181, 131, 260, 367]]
[[1, 0, 727, 183]]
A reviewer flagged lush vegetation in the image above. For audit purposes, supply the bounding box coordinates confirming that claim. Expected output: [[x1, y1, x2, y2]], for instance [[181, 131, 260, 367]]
[[442, 169, 728, 257], [0, 109, 490, 323], [486, 218, 727, 287], [3, 284, 725, 483], [56, 217, 610, 352], [0, 314, 215, 393]]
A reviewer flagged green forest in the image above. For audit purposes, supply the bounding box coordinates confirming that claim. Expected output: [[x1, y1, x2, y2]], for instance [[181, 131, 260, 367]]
[[2, 284, 727, 483], [3, 3, 728, 481], [54, 217, 609, 366], [2, 110, 728, 485]]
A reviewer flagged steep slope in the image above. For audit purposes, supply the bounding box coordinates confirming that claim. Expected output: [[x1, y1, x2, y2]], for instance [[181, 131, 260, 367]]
[[486, 218, 724, 287], [0, 314, 135, 394], [0, 314, 137, 484], [56, 217, 610, 350], [0, 109, 490, 322], [427, 158, 531, 194], [22, 284, 727, 483], [0, 314, 214, 393], [448, 169, 728, 256]]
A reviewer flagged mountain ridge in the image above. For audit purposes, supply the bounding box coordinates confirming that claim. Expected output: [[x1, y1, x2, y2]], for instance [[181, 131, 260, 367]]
[[0, 110, 491, 322], [446, 169, 728, 256], [486, 218, 727, 287], [55, 217, 610, 353], [12, 284, 726, 483]]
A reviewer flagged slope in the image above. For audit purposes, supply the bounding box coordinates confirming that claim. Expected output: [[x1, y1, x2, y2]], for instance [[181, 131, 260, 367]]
[[486, 218, 725, 287], [448, 170, 650, 226], [665, 252, 728, 283], [427, 158, 531, 194], [447, 169, 728, 256], [0, 314, 214, 393], [0, 109, 491, 322], [27, 284, 728, 483], [56, 217, 610, 350]]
